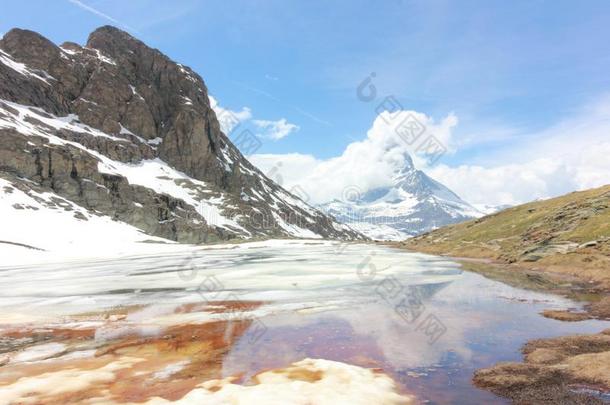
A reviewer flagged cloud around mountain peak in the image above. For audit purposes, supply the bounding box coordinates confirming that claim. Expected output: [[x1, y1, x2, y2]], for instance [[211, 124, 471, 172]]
[[250, 109, 459, 205]]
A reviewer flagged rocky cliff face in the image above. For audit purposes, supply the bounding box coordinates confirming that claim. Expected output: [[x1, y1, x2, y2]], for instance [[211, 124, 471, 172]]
[[0, 26, 363, 243]]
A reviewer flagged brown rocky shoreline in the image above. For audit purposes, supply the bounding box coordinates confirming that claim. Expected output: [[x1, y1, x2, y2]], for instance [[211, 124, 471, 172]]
[[473, 328, 610, 404], [391, 243, 610, 404], [428, 255, 609, 404]]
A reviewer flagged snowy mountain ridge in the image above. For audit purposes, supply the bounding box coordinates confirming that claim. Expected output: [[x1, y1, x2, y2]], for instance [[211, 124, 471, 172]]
[[0, 26, 364, 254], [319, 155, 483, 240]]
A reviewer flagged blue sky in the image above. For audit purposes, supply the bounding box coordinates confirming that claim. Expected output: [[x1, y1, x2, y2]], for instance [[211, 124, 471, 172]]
[[2, 0, 610, 205]]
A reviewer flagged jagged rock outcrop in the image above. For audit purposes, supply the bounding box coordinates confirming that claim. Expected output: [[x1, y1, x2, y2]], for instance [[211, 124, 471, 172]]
[[0, 26, 364, 243]]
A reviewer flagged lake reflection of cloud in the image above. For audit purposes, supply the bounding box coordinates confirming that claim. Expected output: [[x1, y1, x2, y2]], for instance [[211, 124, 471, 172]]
[[222, 269, 610, 388]]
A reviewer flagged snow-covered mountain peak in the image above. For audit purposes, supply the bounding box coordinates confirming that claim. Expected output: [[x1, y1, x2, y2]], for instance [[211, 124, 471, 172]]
[[0, 26, 365, 252], [319, 158, 482, 241]]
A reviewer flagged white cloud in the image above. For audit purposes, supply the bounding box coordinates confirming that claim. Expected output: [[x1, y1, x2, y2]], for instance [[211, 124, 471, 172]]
[[208, 96, 252, 134], [250, 110, 456, 203], [250, 153, 320, 189], [209, 96, 298, 142], [427, 159, 573, 206], [428, 142, 610, 206], [427, 96, 610, 206], [251, 97, 610, 207], [253, 118, 299, 140]]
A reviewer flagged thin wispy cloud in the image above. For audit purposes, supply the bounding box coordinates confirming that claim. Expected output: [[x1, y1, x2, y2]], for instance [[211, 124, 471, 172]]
[[293, 106, 333, 127], [232, 80, 332, 127], [232, 80, 281, 102], [135, 4, 197, 30], [67, 0, 140, 34]]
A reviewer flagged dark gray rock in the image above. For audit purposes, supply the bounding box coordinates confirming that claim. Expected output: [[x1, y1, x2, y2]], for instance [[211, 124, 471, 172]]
[[0, 26, 365, 243]]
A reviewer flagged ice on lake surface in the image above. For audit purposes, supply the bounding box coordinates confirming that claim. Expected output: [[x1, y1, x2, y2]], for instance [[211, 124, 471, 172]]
[[0, 240, 463, 320], [0, 240, 608, 404]]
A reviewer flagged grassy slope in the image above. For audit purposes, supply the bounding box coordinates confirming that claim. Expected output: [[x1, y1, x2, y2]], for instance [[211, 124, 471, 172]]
[[401, 185, 610, 288]]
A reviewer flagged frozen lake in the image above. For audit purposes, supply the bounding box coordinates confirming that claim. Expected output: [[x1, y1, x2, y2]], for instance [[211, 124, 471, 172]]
[[0, 240, 608, 404]]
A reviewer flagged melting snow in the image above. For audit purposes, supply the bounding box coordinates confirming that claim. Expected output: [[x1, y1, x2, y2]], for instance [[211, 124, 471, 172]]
[[0, 177, 173, 261], [152, 360, 190, 380], [10, 343, 67, 364], [0, 357, 144, 403], [177, 63, 198, 83], [0, 100, 246, 234], [97, 158, 248, 234], [0, 99, 349, 243], [0, 49, 55, 84], [60, 46, 78, 56], [0, 99, 129, 143], [129, 85, 145, 101], [89, 48, 117, 66], [271, 211, 322, 239], [137, 358, 413, 405]]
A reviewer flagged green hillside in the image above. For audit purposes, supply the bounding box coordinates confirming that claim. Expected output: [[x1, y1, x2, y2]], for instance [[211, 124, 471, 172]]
[[402, 185, 610, 288]]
